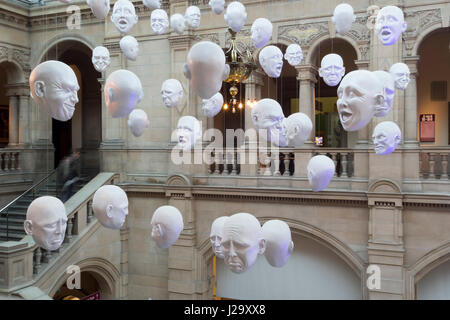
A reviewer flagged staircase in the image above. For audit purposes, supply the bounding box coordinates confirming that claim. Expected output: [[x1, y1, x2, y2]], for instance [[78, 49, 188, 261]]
[[0, 172, 93, 242]]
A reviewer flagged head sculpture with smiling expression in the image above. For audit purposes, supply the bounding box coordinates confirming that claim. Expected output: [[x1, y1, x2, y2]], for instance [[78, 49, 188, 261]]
[[110, 0, 138, 34], [24, 196, 67, 251], [92, 185, 129, 230], [30, 60, 79, 122], [92, 46, 111, 72], [151, 9, 169, 35], [337, 70, 384, 131]]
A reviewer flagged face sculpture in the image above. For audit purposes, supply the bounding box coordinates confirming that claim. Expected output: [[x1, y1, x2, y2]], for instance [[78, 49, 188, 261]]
[[251, 18, 273, 49], [24, 196, 67, 251], [184, 41, 229, 99], [281, 112, 313, 147], [29, 60, 79, 122], [151, 205, 184, 249], [92, 46, 111, 72], [110, 0, 138, 34], [224, 1, 247, 33], [319, 53, 345, 87], [151, 9, 169, 35], [210, 216, 230, 259], [202, 92, 224, 118], [221, 213, 266, 274], [372, 121, 401, 155], [92, 185, 129, 229], [332, 3, 356, 34], [389, 63, 410, 90], [251, 98, 285, 146], [176, 116, 202, 151], [170, 14, 186, 34], [119, 35, 139, 61], [161, 79, 183, 108], [143, 0, 161, 9], [373, 70, 395, 117], [307, 155, 335, 192], [209, 0, 225, 15], [262, 220, 294, 268], [104, 69, 143, 118], [184, 6, 201, 29], [284, 44, 303, 67], [127, 108, 149, 137], [259, 45, 283, 78], [337, 70, 384, 131], [374, 6, 407, 46], [86, 0, 110, 20]]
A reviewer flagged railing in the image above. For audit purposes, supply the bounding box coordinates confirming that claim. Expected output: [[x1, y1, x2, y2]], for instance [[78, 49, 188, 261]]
[[207, 148, 354, 178], [420, 149, 449, 180], [0, 149, 20, 172]]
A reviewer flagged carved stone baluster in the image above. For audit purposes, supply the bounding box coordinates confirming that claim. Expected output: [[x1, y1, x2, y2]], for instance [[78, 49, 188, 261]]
[[65, 217, 73, 243], [3, 153, 9, 172], [41, 249, 51, 264], [230, 152, 237, 175], [9, 153, 15, 171], [283, 154, 290, 176], [0, 153, 3, 172], [341, 152, 348, 178], [263, 152, 272, 176], [331, 153, 338, 177], [14, 152, 20, 170], [429, 153, 435, 179], [214, 151, 221, 175], [441, 153, 448, 180], [272, 152, 281, 176], [87, 199, 93, 224], [33, 247, 42, 275], [419, 153, 424, 179]]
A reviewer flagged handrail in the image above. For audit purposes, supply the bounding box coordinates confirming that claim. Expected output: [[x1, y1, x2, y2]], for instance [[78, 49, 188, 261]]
[[0, 170, 56, 213]]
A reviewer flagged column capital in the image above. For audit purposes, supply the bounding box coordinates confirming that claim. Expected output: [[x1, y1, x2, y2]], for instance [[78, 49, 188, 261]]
[[4, 83, 29, 97], [295, 64, 318, 83], [403, 56, 420, 76], [354, 60, 370, 70], [243, 68, 265, 86]]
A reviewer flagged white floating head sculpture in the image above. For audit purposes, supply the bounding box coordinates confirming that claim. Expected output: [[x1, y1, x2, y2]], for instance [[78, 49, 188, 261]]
[[374, 5, 407, 46], [202, 92, 224, 118], [184, 6, 201, 29], [373, 70, 395, 117], [170, 13, 186, 34], [92, 46, 111, 72], [110, 0, 138, 34], [176, 115, 202, 151], [86, 0, 110, 19], [29, 60, 79, 122], [307, 155, 335, 192], [143, 0, 161, 9], [127, 108, 149, 137], [151, 9, 169, 35], [337, 70, 384, 131], [251, 18, 273, 49], [184, 41, 229, 99], [24, 196, 67, 251], [161, 79, 183, 108], [262, 220, 294, 268], [151, 205, 184, 249], [104, 69, 143, 118], [389, 63, 410, 90], [251, 98, 285, 145], [284, 44, 303, 66], [92, 185, 129, 230], [259, 45, 283, 78], [222, 213, 266, 274], [372, 121, 401, 155], [119, 35, 139, 61], [209, 0, 225, 15], [282, 112, 313, 147], [210, 216, 229, 259], [224, 1, 247, 32], [319, 53, 345, 87], [332, 3, 356, 34]]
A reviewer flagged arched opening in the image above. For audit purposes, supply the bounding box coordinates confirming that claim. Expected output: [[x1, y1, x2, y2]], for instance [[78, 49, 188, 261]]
[[310, 38, 358, 148], [40, 40, 102, 174], [215, 233, 362, 299], [417, 27, 450, 146], [416, 258, 450, 299], [52, 271, 109, 300]]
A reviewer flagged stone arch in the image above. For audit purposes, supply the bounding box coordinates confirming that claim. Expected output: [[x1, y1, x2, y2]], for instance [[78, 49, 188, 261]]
[[368, 179, 402, 194], [405, 241, 450, 299], [166, 174, 191, 187], [0, 60, 25, 84], [48, 257, 121, 300], [411, 25, 446, 58], [196, 216, 367, 299], [251, 39, 292, 61], [306, 34, 361, 65], [33, 33, 96, 67]]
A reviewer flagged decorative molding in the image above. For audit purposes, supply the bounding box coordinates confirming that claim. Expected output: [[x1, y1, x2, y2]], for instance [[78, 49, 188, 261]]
[[0, 43, 30, 74], [403, 202, 450, 209], [368, 179, 402, 194], [194, 33, 220, 45], [166, 174, 191, 187], [278, 21, 329, 47], [346, 16, 370, 42], [403, 9, 442, 56]]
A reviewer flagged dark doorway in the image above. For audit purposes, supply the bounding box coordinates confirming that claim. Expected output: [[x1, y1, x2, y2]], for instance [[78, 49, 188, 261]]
[[52, 118, 72, 168]]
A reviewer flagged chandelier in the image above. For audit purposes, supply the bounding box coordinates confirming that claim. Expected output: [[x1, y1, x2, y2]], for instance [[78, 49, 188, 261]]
[[222, 28, 257, 113]]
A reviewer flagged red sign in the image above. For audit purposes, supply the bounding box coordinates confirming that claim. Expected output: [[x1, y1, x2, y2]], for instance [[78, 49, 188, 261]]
[[420, 114, 435, 142], [81, 291, 100, 300]]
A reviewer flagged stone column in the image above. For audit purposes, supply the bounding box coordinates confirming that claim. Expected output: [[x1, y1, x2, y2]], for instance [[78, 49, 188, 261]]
[[354, 60, 370, 147], [403, 56, 420, 148], [18, 94, 30, 146], [296, 65, 317, 144], [6, 95, 18, 147], [243, 69, 264, 131]]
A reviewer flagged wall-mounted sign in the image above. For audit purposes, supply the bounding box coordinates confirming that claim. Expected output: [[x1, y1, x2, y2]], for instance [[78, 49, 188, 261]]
[[420, 114, 435, 142], [81, 291, 100, 300]]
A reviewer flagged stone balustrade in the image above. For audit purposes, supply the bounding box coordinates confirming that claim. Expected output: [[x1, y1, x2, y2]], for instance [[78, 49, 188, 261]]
[[0, 150, 20, 172], [420, 149, 450, 180]]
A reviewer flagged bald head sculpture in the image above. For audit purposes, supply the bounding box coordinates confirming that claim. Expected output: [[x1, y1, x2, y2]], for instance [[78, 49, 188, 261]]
[[151, 205, 184, 249], [259, 45, 283, 78], [110, 0, 138, 34], [374, 5, 407, 46], [307, 155, 335, 192], [92, 185, 129, 229], [372, 121, 401, 155], [92, 46, 111, 72], [262, 220, 294, 268], [210, 216, 230, 259], [319, 53, 345, 87]]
